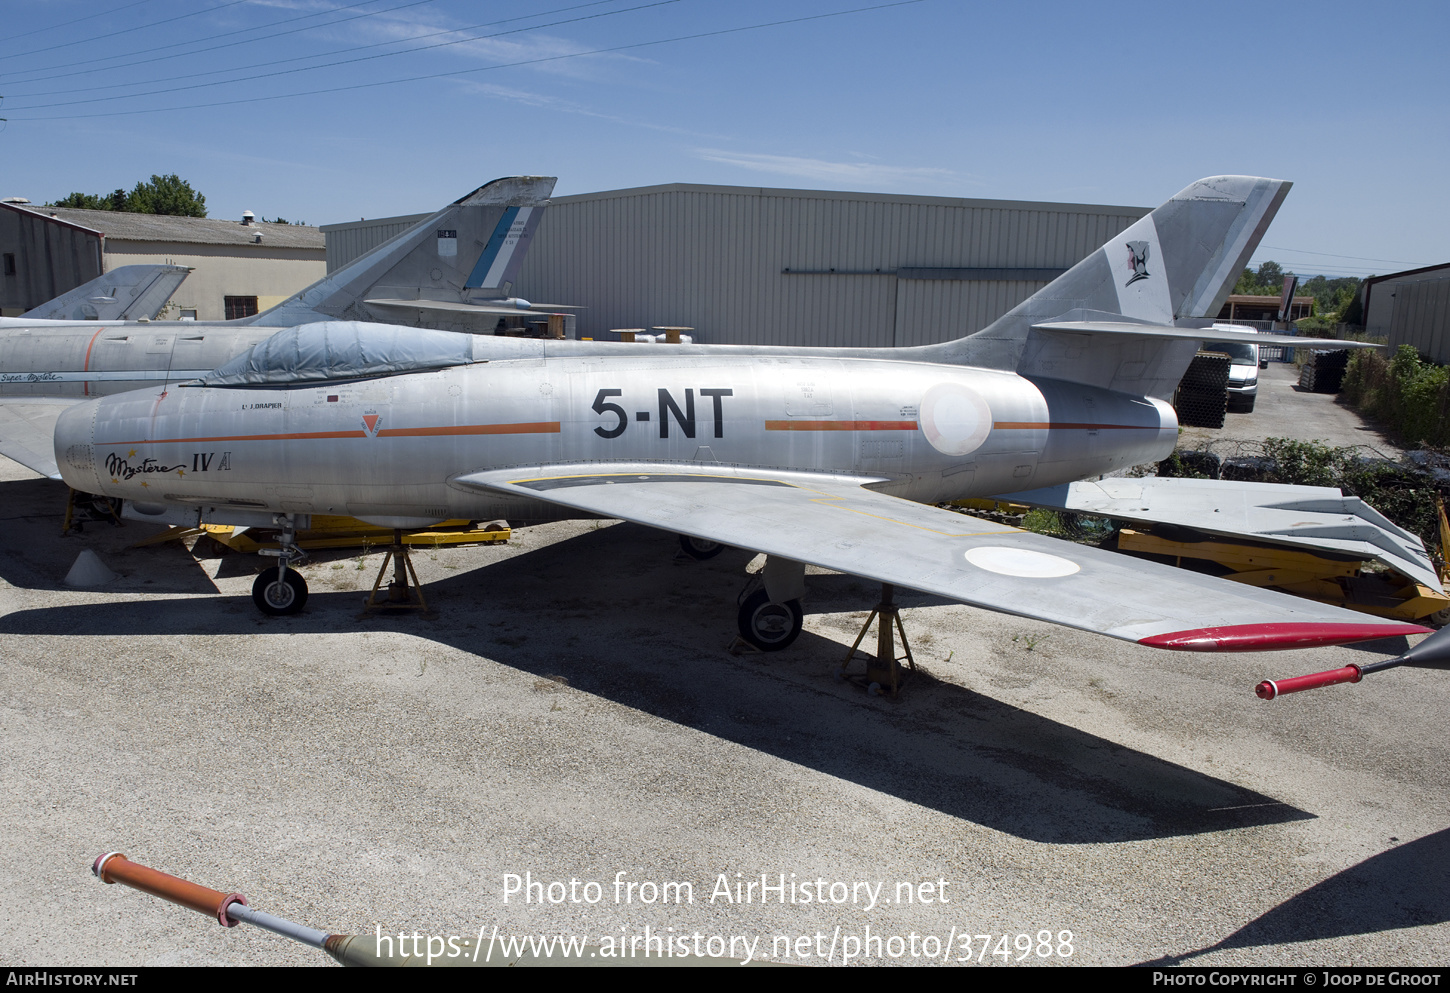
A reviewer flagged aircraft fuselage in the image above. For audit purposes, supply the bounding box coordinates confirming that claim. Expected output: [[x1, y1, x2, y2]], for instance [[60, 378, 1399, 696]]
[[54, 342, 1178, 524]]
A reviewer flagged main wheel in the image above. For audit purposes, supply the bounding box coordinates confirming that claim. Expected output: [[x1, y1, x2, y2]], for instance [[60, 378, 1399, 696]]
[[679, 535, 724, 560], [736, 589, 803, 651], [252, 567, 308, 616]]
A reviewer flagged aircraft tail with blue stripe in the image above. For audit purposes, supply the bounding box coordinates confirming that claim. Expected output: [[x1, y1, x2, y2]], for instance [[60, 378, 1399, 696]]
[[246, 176, 556, 330]]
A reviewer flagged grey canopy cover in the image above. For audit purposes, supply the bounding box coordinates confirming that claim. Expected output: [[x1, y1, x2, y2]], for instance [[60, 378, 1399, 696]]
[[203, 321, 476, 386]]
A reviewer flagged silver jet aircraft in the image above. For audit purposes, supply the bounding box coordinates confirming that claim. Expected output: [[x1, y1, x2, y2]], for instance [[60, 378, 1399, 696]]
[[0, 176, 559, 401], [45, 176, 1437, 664]]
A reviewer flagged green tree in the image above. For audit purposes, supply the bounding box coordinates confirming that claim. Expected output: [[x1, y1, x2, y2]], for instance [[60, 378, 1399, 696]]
[[125, 174, 206, 217], [47, 175, 206, 217], [51, 192, 105, 209], [1233, 261, 1295, 295]]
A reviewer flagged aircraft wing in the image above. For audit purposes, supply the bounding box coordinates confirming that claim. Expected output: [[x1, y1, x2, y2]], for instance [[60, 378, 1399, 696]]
[[450, 463, 1429, 651], [0, 398, 83, 480]]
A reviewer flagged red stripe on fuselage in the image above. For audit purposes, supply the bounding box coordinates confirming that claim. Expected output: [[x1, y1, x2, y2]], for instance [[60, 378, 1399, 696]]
[[764, 420, 917, 431]]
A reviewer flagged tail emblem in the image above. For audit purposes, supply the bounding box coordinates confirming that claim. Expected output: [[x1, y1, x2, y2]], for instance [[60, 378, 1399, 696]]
[[1125, 240, 1151, 286]]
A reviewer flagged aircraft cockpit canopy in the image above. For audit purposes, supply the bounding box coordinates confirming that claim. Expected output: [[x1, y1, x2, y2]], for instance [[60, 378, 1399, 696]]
[[201, 321, 478, 386]]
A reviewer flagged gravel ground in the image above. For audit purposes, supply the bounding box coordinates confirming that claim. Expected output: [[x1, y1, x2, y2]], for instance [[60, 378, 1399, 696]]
[[1180, 361, 1404, 456], [1, 364, 1446, 968]]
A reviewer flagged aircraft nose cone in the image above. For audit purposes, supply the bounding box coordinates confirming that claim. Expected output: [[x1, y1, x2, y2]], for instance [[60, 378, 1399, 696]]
[[54, 398, 102, 492]]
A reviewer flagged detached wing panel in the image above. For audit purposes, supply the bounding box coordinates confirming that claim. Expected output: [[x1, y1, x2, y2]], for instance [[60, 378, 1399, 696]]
[[0, 398, 83, 479], [998, 477, 1443, 592], [452, 464, 1428, 650]]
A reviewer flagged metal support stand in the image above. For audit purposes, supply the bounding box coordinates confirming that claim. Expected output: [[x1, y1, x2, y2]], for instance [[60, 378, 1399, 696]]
[[840, 583, 915, 697], [363, 529, 431, 615]]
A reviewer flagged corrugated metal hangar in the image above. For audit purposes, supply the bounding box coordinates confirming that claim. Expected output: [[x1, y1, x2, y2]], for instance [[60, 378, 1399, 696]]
[[324, 182, 1150, 347], [1362, 262, 1450, 364]]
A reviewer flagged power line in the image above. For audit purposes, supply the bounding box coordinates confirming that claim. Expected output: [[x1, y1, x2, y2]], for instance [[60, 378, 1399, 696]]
[[0, 0, 157, 48], [7, 0, 681, 112], [6, 1, 618, 97], [1, 0, 441, 87], [3, 0, 249, 62], [7, 1, 929, 122], [1257, 244, 1433, 267]]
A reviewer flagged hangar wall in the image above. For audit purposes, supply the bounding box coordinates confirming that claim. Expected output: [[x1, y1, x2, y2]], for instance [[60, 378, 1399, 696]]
[[1363, 263, 1450, 365], [325, 183, 1149, 347], [520, 184, 1149, 346], [0, 204, 103, 315]]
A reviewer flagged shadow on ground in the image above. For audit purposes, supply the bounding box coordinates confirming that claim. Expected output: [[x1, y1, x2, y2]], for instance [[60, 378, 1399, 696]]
[[1139, 827, 1450, 963], [0, 515, 1314, 846]]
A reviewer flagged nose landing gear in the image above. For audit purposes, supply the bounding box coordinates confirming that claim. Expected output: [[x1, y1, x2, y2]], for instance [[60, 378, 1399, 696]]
[[251, 515, 308, 615], [253, 567, 308, 615]]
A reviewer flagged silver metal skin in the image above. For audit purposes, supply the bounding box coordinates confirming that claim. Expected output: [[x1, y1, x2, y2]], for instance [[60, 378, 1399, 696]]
[[55, 342, 1178, 515], [44, 177, 1435, 652]]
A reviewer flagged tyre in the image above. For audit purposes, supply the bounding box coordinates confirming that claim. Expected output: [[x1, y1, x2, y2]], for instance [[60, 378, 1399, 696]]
[[252, 567, 308, 615], [736, 589, 803, 651], [679, 535, 725, 560]]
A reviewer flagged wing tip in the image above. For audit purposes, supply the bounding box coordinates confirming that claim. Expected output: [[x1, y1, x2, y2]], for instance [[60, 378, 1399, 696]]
[[1140, 622, 1433, 652]]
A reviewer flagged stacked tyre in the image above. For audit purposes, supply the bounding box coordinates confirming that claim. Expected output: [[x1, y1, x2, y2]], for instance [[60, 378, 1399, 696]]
[[1298, 349, 1349, 393], [1174, 352, 1231, 428]]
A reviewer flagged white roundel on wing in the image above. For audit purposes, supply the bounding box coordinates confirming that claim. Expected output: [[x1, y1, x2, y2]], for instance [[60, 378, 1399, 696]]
[[918, 382, 992, 456], [964, 545, 1081, 578]]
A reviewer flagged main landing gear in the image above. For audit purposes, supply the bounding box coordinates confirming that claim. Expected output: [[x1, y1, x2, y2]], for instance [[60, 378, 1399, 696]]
[[737, 589, 804, 650], [251, 515, 308, 615], [733, 554, 807, 652], [679, 534, 725, 560]]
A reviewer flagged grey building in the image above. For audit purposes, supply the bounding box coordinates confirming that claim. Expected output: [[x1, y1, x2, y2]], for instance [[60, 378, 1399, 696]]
[[0, 201, 325, 320], [1362, 263, 1450, 364], [325, 183, 1150, 347]]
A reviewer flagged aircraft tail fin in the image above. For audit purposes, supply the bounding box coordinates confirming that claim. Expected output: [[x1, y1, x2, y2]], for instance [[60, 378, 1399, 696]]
[[923, 176, 1291, 398], [21, 264, 192, 322], [246, 176, 556, 329]]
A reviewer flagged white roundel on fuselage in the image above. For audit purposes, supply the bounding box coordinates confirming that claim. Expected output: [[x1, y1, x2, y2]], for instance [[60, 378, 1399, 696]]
[[963, 545, 1081, 578], [918, 382, 992, 456]]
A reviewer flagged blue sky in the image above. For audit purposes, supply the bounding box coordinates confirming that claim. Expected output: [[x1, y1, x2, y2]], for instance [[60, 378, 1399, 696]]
[[2, 0, 1446, 278]]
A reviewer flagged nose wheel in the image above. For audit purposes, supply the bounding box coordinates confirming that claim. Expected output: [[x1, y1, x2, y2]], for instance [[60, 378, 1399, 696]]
[[251, 513, 308, 616], [252, 567, 308, 615], [736, 588, 803, 651]]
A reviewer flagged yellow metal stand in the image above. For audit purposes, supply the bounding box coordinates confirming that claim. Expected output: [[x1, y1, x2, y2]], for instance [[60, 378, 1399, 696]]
[[841, 583, 916, 696], [362, 530, 431, 615], [208, 516, 509, 552]]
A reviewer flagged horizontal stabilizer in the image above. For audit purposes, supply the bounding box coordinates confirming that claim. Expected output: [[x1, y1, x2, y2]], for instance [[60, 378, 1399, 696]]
[[996, 477, 1442, 592], [364, 298, 583, 318], [450, 462, 1430, 650], [1032, 320, 1377, 351]]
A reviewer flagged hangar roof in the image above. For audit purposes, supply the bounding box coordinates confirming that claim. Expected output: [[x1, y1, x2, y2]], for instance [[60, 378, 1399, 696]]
[[10, 204, 323, 249]]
